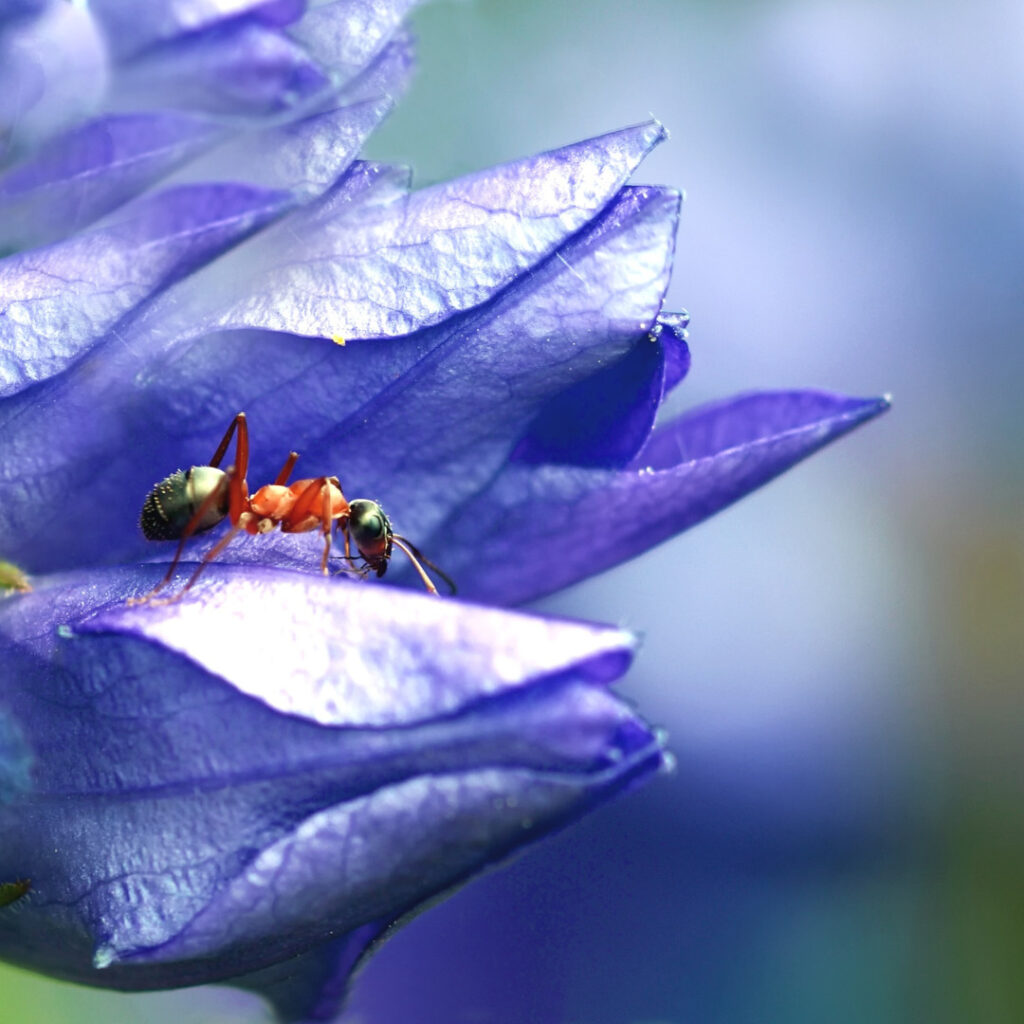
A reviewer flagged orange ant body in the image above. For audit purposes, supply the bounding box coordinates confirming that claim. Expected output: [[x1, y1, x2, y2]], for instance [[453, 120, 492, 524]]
[[136, 413, 453, 603]]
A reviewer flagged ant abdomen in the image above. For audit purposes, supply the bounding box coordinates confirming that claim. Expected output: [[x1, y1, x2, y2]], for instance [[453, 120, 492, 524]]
[[140, 466, 229, 541]]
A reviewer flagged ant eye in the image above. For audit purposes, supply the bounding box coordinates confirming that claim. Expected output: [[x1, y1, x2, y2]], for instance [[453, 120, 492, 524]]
[[349, 500, 391, 550], [363, 514, 383, 539]]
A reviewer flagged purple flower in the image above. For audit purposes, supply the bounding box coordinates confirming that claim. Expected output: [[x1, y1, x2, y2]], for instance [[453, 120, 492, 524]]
[[0, 1, 888, 1020], [0, 564, 656, 1021]]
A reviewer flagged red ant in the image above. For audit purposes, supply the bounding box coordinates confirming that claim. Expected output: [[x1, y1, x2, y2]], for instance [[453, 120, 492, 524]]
[[135, 413, 454, 603]]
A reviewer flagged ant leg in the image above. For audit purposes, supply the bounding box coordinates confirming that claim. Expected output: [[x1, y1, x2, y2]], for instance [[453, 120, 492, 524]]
[[340, 521, 365, 568], [286, 476, 330, 526], [274, 451, 300, 486], [329, 521, 366, 578], [319, 482, 333, 574], [131, 468, 238, 604], [281, 477, 336, 574], [209, 413, 248, 472], [167, 522, 244, 601]]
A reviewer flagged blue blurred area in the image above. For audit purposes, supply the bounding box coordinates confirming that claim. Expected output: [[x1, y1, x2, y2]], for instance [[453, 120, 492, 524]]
[[3, 1, 1020, 1021], [351, 1, 1024, 1022]]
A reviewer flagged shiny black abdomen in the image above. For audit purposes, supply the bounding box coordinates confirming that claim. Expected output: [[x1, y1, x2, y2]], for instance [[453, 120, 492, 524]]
[[140, 467, 228, 541]]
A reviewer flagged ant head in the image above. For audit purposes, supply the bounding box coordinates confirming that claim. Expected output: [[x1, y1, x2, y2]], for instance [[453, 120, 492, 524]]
[[140, 465, 229, 540], [347, 499, 393, 576]]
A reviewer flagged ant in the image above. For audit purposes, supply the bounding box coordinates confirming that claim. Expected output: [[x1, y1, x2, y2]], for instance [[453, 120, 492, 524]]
[[135, 413, 454, 603]]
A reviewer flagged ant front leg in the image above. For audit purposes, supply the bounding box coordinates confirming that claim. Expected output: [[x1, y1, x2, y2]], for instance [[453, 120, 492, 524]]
[[327, 520, 363, 579], [284, 477, 339, 575]]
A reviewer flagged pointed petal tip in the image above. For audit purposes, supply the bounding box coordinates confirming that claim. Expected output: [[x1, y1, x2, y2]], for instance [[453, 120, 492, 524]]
[[641, 117, 668, 146], [845, 390, 892, 426], [583, 118, 666, 167], [626, 117, 668, 155]]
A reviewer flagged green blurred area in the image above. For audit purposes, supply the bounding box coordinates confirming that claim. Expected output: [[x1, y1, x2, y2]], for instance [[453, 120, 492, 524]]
[[0, 962, 263, 1024]]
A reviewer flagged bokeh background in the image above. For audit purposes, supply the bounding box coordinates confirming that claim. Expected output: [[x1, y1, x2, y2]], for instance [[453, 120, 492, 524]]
[[3, 0, 1021, 1021]]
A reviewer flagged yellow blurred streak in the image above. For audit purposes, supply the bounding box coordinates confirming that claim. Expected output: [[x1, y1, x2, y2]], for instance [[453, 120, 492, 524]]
[[913, 493, 1024, 1024]]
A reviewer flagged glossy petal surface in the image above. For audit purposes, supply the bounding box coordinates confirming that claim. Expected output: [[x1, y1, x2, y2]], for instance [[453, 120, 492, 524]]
[[0, 183, 291, 397], [87, 0, 306, 59], [0, 565, 660, 994], [177, 120, 668, 339], [426, 391, 891, 604], [289, 0, 420, 81]]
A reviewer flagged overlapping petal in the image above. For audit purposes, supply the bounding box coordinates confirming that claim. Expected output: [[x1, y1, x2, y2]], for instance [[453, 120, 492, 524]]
[[0, 112, 225, 251], [110, 18, 331, 118], [0, 1, 108, 157], [86, 0, 307, 61], [289, 0, 421, 82], [0, 564, 659, 1008], [0, 0, 410, 206], [0, 2, 891, 1018], [0, 182, 292, 397], [232, 182, 681, 547], [148, 119, 668, 340], [422, 390, 892, 604], [0, 125, 675, 574]]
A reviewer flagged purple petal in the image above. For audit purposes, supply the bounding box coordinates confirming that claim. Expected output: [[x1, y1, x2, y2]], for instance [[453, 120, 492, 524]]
[[135, 755, 655, 976], [181, 96, 394, 197], [0, 112, 224, 250], [86, 566, 636, 727], [315, 186, 681, 534], [0, 175, 677, 575], [333, 28, 415, 107], [232, 925, 387, 1023], [170, 33, 412, 197], [180, 121, 668, 339], [108, 19, 330, 118], [0, 1, 49, 25], [289, 0, 419, 82], [88, 0, 306, 60], [0, 182, 291, 398], [512, 313, 691, 469], [0, 1, 108, 153], [427, 391, 891, 604], [659, 310, 692, 393], [0, 564, 659, 992], [0, 166, 399, 575], [128, 182, 678, 577]]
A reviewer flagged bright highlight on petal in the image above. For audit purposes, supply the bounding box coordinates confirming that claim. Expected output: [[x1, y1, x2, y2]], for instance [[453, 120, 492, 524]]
[[0, 565, 660, 1009]]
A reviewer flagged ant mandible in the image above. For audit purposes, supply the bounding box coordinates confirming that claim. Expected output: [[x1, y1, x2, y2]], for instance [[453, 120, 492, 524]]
[[134, 412, 454, 603]]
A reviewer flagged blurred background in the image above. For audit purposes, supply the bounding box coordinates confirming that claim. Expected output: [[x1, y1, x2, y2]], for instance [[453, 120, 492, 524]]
[[2, 0, 1021, 1021]]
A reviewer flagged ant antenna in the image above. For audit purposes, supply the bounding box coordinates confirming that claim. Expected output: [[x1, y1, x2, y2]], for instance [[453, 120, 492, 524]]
[[393, 536, 457, 595]]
